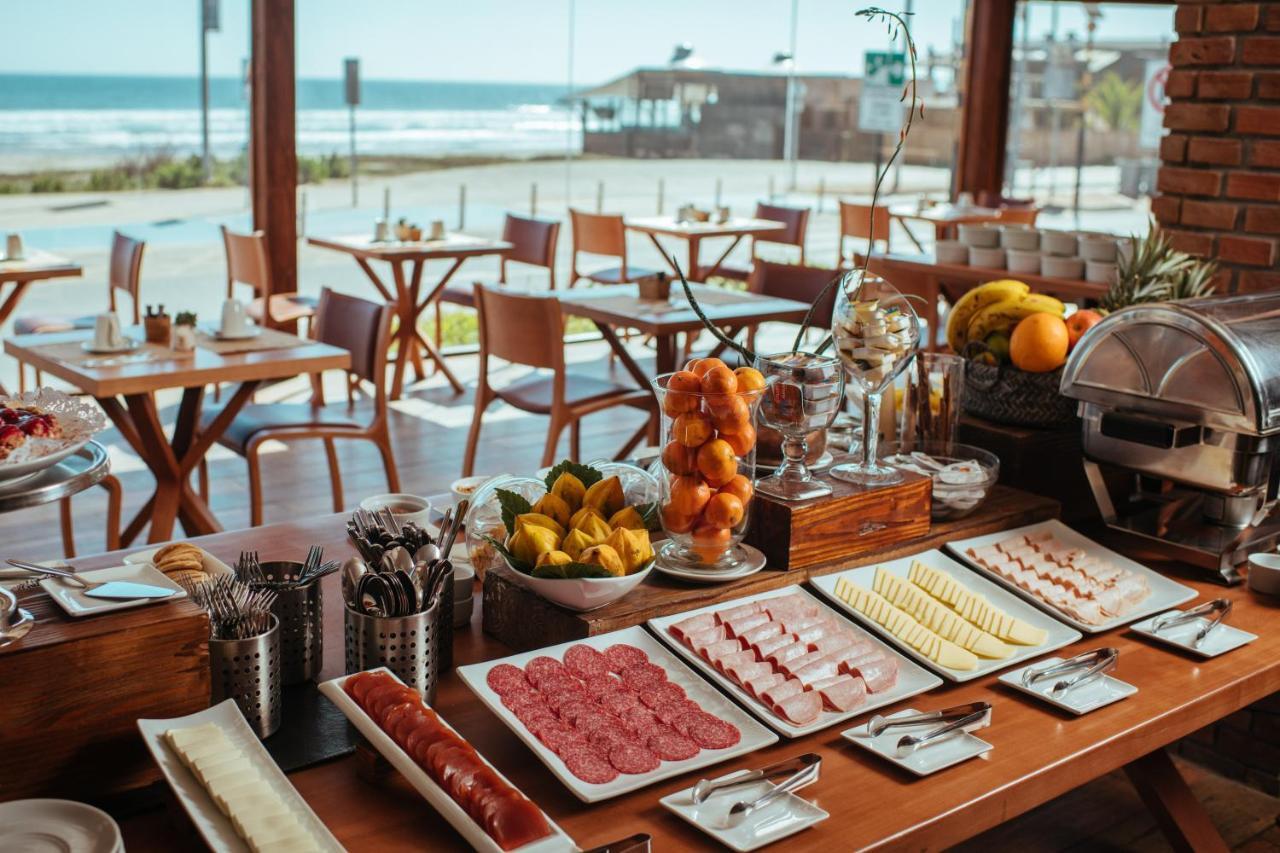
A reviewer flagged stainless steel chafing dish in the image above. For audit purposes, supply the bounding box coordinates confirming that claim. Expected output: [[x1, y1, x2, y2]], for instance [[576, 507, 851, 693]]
[[1060, 293, 1280, 581]]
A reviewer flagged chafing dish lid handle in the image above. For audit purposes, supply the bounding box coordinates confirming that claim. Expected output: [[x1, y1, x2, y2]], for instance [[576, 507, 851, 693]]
[[1099, 412, 1201, 450]]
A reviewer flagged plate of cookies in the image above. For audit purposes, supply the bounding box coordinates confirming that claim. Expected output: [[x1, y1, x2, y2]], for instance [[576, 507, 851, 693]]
[[124, 542, 233, 587]]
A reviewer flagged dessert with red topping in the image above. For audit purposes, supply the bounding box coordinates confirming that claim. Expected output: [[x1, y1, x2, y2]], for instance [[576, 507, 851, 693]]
[[0, 403, 64, 462]]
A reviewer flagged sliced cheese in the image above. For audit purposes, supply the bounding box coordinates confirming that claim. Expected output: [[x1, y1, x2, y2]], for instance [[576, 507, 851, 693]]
[[908, 560, 1048, 646], [833, 577, 978, 671], [873, 568, 1011, 659]]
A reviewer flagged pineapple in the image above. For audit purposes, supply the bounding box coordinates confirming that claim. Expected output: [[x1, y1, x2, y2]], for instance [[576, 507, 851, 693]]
[[1104, 220, 1218, 312]]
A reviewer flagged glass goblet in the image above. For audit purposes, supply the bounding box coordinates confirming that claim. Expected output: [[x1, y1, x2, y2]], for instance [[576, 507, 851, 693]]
[[754, 351, 845, 501]]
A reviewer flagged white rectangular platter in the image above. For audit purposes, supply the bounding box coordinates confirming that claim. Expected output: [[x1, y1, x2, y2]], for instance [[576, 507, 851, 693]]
[[318, 668, 574, 853], [944, 519, 1198, 634], [137, 699, 344, 853], [647, 585, 942, 737], [456, 625, 779, 803], [809, 549, 1082, 682], [42, 563, 186, 618]]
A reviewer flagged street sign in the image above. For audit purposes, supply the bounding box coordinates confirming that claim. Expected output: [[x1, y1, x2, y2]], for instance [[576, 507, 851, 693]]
[[1139, 59, 1170, 151], [344, 58, 361, 107], [858, 50, 906, 134]]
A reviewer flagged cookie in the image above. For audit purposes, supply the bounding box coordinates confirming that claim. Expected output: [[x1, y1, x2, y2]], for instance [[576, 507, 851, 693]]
[[167, 568, 209, 588]]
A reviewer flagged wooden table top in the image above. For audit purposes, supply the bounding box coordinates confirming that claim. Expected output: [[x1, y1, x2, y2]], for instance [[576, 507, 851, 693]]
[[887, 203, 1003, 225], [626, 216, 787, 240], [864, 252, 1109, 300], [0, 249, 83, 284], [559, 283, 809, 335], [307, 233, 513, 262], [4, 329, 350, 397], [52, 507, 1280, 852]]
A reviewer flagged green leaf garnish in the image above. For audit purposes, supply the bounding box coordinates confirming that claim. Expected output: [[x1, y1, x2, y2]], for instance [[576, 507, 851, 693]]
[[495, 489, 533, 536], [542, 459, 604, 492]]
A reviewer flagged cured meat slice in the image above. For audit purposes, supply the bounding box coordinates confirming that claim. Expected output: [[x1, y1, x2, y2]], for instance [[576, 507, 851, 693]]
[[773, 690, 823, 725], [687, 625, 728, 650], [524, 656, 566, 686], [564, 644, 610, 679], [563, 749, 619, 784], [683, 712, 741, 749], [652, 699, 700, 726], [621, 705, 661, 732], [793, 621, 838, 645], [809, 633, 860, 655], [714, 649, 758, 674], [846, 655, 898, 692], [752, 633, 797, 659], [778, 651, 825, 678], [344, 671, 381, 703], [603, 644, 648, 672], [608, 742, 660, 774], [766, 642, 810, 666], [725, 660, 773, 685], [816, 674, 867, 712], [580, 673, 622, 697], [648, 730, 699, 762], [760, 678, 804, 707], [638, 681, 687, 709], [778, 615, 823, 634], [486, 663, 532, 696], [738, 621, 784, 647], [599, 690, 643, 716], [746, 671, 785, 699], [722, 612, 770, 638], [669, 612, 716, 640], [793, 655, 842, 687], [620, 662, 668, 690], [587, 726, 634, 755], [716, 602, 762, 624], [700, 639, 742, 663], [762, 593, 817, 618]]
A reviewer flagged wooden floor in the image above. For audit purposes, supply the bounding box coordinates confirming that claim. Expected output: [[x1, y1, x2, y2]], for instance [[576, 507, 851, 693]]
[[2, 341, 1279, 850]]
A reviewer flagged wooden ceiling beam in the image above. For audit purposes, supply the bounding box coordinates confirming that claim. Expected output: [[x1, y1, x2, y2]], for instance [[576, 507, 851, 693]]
[[955, 0, 1017, 200], [250, 0, 297, 321]]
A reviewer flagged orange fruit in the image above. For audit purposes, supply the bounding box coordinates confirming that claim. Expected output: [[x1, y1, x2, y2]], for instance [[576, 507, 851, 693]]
[[1065, 309, 1103, 349], [660, 504, 695, 534], [700, 365, 738, 395], [668, 475, 711, 518], [671, 411, 714, 447], [718, 474, 754, 507], [662, 370, 702, 416], [691, 525, 732, 563], [708, 393, 751, 435], [1010, 313, 1070, 373], [734, 367, 766, 393], [696, 439, 738, 485], [661, 441, 698, 475], [703, 492, 744, 529], [667, 370, 702, 393], [721, 424, 756, 457], [687, 357, 728, 378]]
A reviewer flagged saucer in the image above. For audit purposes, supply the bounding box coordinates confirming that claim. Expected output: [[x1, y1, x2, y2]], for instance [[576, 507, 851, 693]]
[[842, 708, 992, 776], [1130, 611, 1257, 659], [80, 338, 140, 355], [660, 779, 827, 852], [653, 543, 767, 584], [202, 323, 262, 341], [998, 657, 1137, 715]]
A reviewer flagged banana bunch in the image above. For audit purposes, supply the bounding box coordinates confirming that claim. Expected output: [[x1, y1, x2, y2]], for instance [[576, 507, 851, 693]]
[[946, 279, 1065, 352]]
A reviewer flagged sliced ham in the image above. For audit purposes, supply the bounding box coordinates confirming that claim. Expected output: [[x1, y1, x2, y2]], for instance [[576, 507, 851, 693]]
[[716, 602, 762, 624], [753, 633, 797, 659], [793, 622, 835, 645], [778, 615, 823, 634], [700, 639, 741, 663], [773, 690, 823, 725], [816, 675, 867, 712], [723, 612, 770, 638], [762, 593, 814, 615], [809, 633, 858, 655], [738, 621, 784, 647], [845, 655, 898, 692], [794, 655, 842, 687], [727, 660, 773, 685], [686, 625, 727, 650], [715, 649, 758, 674], [670, 612, 716, 641], [778, 651, 826, 678], [760, 678, 804, 707], [746, 672, 785, 699], [766, 642, 810, 666]]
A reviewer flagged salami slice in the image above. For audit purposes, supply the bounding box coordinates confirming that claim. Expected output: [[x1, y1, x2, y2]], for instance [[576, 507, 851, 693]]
[[486, 663, 531, 696], [647, 730, 700, 762], [619, 662, 668, 690], [524, 656, 567, 686], [564, 644, 610, 679], [638, 681, 686, 710], [652, 699, 701, 726], [573, 712, 621, 736], [621, 705, 660, 734], [563, 749, 619, 784], [603, 643, 648, 673], [587, 726, 634, 753], [608, 741, 660, 774], [580, 672, 623, 697], [685, 714, 741, 750], [599, 690, 643, 716]]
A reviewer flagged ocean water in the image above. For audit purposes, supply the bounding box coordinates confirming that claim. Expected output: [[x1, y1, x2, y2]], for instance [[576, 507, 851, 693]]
[[0, 73, 580, 163]]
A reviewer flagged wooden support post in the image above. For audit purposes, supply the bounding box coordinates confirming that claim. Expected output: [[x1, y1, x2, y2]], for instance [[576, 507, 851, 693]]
[[250, 0, 297, 328], [955, 0, 1016, 202]]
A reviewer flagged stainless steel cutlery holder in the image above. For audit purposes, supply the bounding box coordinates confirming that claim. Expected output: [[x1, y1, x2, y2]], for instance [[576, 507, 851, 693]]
[[260, 561, 323, 685], [345, 598, 440, 702], [209, 614, 282, 738]]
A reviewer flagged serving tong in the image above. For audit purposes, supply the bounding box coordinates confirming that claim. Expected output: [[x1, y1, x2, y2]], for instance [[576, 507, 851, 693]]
[[866, 702, 992, 757], [691, 753, 821, 823], [1021, 648, 1119, 696], [1151, 598, 1232, 648]]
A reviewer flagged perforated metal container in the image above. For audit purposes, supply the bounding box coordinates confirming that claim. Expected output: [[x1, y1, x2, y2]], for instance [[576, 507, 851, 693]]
[[259, 561, 323, 684], [344, 598, 440, 702], [209, 615, 281, 739]]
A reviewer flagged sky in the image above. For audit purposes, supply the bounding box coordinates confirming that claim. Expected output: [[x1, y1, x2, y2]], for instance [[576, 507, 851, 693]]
[[0, 1, 1173, 85]]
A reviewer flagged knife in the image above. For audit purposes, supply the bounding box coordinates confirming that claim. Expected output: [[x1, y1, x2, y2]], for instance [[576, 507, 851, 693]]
[[83, 581, 177, 600]]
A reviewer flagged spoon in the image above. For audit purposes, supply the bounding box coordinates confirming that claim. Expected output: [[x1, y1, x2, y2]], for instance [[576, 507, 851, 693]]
[[0, 586, 33, 649], [341, 557, 368, 606]]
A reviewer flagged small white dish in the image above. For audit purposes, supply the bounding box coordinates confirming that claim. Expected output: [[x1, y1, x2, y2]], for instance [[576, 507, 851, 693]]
[[360, 492, 432, 528], [1130, 610, 1257, 658], [450, 474, 492, 505], [660, 778, 829, 852], [935, 240, 969, 264], [1000, 226, 1039, 251], [1006, 249, 1041, 275], [1247, 552, 1280, 595], [1041, 255, 1085, 279], [998, 656, 1137, 715], [968, 246, 1006, 269], [958, 223, 999, 248], [124, 544, 234, 578], [842, 708, 992, 776], [653, 543, 767, 585], [80, 338, 140, 355], [1040, 231, 1079, 257], [1085, 260, 1117, 284], [201, 323, 262, 341], [40, 563, 186, 618], [1079, 236, 1118, 262], [0, 799, 122, 853]]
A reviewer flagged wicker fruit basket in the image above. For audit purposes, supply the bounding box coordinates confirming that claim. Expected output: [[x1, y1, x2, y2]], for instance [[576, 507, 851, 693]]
[[962, 362, 1077, 429]]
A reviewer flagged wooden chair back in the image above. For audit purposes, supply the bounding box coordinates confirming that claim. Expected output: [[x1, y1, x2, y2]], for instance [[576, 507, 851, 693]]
[[754, 202, 810, 251], [107, 231, 146, 323], [501, 213, 561, 289], [474, 284, 564, 373], [312, 288, 393, 405], [996, 207, 1040, 226], [749, 260, 840, 330], [221, 225, 271, 300], [838, 201, 891, 248], [570, 209, 627, 260]]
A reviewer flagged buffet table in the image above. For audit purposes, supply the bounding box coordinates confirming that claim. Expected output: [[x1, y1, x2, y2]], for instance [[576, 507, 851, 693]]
[[19, 494, 1272, 852]]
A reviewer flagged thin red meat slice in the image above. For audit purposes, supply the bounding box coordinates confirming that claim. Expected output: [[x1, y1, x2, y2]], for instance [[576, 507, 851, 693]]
[[726, 660, 773, 685], [816, 674, 867, 711], [670, 612, 716, 640], [563, 748, 619, 784], [485, 664, 531, 696], [344, 671, 381, 703], [608, 742, 660, 774], [716, 602, 762, 624], [575, 712, 624, 736], [700, 638, 742, 663], [621, 705, 661, 731], [600, 691, 643, 716], [648, 731, 700, 761], [722, 612, 770, 638], [638, 681, 686, 709], [753, 632, 797, 659], [745, 672, 785, 699], [773, 690, 823, 725], [738, 621, 784, 647], [684, 713, 741, 749], [564, 644, 610, 679], [845, 655, 899, 692], [580, 672, 623, 696], [524, 656, 566, 686], [620, 662, 668, 690], [760, 678, 804, 707], [486, 795, 553, 851], [714, 649, 758, 675], [603, 644, 648, 672], [652, 699, 700, 726]]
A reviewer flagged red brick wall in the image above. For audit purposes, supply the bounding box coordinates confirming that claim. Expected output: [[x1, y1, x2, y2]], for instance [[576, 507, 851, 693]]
[[1157, 1, 1280, 292]]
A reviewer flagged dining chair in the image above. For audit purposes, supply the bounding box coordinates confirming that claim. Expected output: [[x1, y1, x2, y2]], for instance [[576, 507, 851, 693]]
[[717, 202, 810, 280], [745, 260, 841, 352], [995, 207, 1041, 226], [196, 288, 399, 526], [58, 475, 123, 558], [838, 201, 892, 266], [463, 284, 652, 476], [568, 209, 658, 288], [15, 231, 145, 392], [221, 225, 317, 328], [435, 213, 561, 349]]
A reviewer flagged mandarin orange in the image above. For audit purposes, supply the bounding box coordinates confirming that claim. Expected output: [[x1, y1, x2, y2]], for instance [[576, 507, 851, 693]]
[[721, 424, 756, 456], [668, 475, 711, 517], [671, 411, 714, 447], [696, 439, 738, 485], [703, 492, 744, 529], [661, 441, 698, 476]]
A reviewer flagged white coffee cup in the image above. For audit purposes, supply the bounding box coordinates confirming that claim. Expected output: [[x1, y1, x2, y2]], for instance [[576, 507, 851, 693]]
[[94, 312, 124, 349], [220, 299, 248, 337], [4, 233, 22, 261], [429, 220, 446, 241]]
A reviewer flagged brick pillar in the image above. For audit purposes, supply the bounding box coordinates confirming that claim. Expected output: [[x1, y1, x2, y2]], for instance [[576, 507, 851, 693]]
[[1156, 1, 1280, 292]]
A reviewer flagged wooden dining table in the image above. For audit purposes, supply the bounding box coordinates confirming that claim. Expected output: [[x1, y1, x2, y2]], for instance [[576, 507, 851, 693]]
[[625, 216, 786, 282], [48, 503, 1274, 852], [0, 249, 84, 394], [307, 233, 513, 400], [888, 203, 1003, 252], [3, 328, 349, 543]]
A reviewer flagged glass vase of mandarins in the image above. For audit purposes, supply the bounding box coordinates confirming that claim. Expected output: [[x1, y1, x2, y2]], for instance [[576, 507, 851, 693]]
[[652, 357, 765, 572]]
